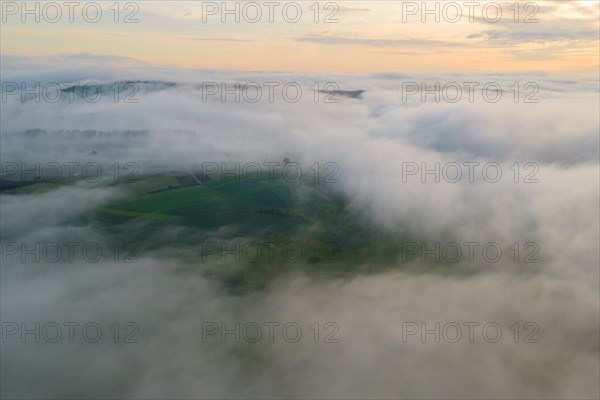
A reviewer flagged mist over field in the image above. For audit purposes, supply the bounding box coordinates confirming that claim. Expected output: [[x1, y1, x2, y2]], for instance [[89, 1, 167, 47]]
[[0, 52, 598, 399]]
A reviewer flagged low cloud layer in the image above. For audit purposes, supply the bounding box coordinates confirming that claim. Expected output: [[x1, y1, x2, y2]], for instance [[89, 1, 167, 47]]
[[1, 58, 598, 398]]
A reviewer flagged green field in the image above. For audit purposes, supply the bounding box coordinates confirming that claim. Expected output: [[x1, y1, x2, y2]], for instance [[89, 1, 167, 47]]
[[2, 169, 423, 289]]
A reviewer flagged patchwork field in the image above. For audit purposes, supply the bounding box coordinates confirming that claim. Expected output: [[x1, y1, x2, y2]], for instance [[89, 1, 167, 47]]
[[1, 167, 420, 289]]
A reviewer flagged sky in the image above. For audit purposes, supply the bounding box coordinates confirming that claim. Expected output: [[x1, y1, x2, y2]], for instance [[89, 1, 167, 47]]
[[1, 1, 599, 398], [1, 0, 599, 73]]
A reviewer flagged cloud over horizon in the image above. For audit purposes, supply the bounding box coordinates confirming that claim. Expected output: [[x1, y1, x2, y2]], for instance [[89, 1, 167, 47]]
[[1, 59, 599, 398]]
